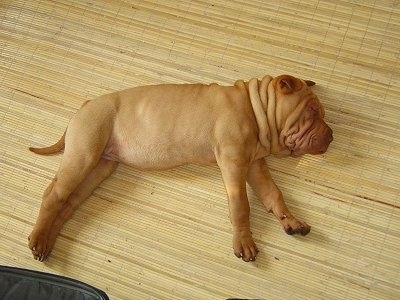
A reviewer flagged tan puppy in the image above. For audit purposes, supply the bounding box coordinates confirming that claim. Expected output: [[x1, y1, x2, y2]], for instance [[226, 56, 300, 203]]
[[28, 74, 333, 262]]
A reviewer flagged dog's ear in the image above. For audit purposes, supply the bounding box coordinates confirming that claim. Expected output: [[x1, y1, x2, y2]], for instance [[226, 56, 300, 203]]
[[305, 80, 316, 87], [276, 75, 303, 94]]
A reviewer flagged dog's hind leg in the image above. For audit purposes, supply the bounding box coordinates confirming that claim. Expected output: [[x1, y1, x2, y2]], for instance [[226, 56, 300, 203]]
[[28, 103, 115, 261], [28, 156, 116, 261], [38, 159, 118, 261]]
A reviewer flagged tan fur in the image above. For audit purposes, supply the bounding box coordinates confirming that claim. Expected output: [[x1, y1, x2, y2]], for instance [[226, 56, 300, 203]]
[[28, 74, 332, 262]]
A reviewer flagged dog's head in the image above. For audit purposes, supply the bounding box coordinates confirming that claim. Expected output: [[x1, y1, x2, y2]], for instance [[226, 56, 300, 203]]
[[272, 75, 333, 157]]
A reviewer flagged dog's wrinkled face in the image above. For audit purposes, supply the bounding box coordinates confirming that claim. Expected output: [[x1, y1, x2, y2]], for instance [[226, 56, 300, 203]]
[[273, 75, 333, 157]]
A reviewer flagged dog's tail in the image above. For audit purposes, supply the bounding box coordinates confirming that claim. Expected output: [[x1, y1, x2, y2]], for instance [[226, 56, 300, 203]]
[[29, 101, 90, 155], [29, 130, 66, 155]]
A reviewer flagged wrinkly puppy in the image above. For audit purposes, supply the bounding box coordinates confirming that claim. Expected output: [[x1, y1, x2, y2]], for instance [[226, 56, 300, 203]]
[[28, 74, 333, 262]]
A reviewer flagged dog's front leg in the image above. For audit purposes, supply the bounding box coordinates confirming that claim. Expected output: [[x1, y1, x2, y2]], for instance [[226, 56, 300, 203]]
[[247, 158, 311, 235], [216, 151, 258, 262]]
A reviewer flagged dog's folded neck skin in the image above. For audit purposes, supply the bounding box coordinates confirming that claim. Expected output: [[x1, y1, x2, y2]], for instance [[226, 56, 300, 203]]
[[247, 75, 290, 157]]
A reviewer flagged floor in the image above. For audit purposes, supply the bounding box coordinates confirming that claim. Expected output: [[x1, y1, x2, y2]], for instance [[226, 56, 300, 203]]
[[0, 1, 399, 299]]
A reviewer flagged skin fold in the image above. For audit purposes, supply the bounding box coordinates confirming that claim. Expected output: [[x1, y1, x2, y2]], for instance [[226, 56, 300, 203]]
[[28, 74, 333, 262]]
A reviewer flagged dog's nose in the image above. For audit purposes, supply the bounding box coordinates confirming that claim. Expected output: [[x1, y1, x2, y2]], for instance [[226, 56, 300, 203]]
[[326, 127, 333, 143]]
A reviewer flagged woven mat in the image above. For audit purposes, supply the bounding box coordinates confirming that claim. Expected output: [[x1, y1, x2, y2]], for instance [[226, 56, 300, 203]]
[[1, 1, 399, 299]]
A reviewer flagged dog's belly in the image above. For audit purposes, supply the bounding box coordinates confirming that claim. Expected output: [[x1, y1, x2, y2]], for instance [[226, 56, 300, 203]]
[[102, 136, 216, 170]]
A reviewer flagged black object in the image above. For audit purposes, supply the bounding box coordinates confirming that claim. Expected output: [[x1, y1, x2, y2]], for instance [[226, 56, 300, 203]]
[[0, 266, 109, 300]]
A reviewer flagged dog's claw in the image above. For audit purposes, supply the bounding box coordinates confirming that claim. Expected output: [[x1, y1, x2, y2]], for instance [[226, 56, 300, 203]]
[[285, 226, 294, 235]]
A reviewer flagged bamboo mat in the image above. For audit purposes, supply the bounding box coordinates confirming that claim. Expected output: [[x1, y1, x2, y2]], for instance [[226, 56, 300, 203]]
[[0, 0, 399, 299]]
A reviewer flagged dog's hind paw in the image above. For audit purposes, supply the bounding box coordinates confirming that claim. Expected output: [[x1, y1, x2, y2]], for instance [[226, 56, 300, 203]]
[[28, 231, 51, 262]]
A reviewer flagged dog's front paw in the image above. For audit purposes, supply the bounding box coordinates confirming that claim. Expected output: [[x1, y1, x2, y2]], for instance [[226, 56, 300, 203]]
[[232, 228, 259, 262]]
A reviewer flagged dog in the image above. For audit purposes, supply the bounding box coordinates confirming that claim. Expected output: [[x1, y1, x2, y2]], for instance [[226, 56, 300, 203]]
[[28, 74, 333, 262]]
